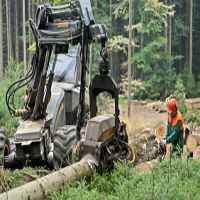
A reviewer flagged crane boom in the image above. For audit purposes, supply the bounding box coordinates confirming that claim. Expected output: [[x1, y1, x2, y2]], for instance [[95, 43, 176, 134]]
[[6, 0, 107, 121]]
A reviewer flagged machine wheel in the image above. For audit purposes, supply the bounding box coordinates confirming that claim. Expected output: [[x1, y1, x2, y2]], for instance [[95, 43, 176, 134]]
[[53, 125, 77, 169], [125, 145, 134, 162], [65, 107, 78, 125], [0, 129, 10, 168]]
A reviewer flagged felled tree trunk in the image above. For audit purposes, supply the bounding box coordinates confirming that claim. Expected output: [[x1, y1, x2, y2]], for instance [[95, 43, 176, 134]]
[[0, 0, 3, 78], [0, 159, 94, 200]]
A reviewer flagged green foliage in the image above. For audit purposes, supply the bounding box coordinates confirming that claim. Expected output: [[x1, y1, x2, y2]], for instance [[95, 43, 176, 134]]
[[50, 159, 200, 200], [113, 0, 129, 19], [179, 72, 197, 98], [133, 1, 176, 100], [108, 36, 131, 54], [135, 38, 175, 98], [186, 110, 200, 125], [122, 79, 148, 100], [170, 72, 200, 124], [111, 0, 178, 100], [119, 95, 126, 106], [134, 42, 176, 100], [173, 77, 187, 115], [0, 62, 24, 135], [134, 37, 166, 72], [139, 0, 174, 36]]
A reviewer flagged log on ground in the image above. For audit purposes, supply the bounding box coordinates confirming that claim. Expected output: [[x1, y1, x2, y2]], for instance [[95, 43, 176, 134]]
[[0, 159, 94, 200]]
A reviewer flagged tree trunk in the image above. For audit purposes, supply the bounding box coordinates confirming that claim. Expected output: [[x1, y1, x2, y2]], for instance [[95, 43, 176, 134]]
[[10, 0, 15, 60], [132, 1, 135, 80], [128, 0, 133, 117], [168, 3, 172, 56], [189, 0, 193, 74], [6, 0, 11, 61], [110, 0, 113, 76], [0, 159, 94, 200], [186, 134, 200, 152], [28, 0, 32, 59], [23, 0, 27, 73], [165, 0, 172, 55], [95, 0, 98, 10], [15, 0, 19, 63], [0, 0, 3, 78], [165, 0, 168, 52]]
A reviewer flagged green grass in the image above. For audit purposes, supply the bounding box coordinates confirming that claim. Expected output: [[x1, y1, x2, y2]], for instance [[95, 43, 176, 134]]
[[0, 62, 24, 135], [0, 167, 49, 193], [119, 95, 126, 106], [0, 168, 32, 193], [50, 159, 200, 200]]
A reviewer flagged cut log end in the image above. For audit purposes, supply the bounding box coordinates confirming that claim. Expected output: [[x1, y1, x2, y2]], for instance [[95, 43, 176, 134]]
[[155, 124, 166, 140], [186, 135, 200, 152], [193, 146, 200, 160]]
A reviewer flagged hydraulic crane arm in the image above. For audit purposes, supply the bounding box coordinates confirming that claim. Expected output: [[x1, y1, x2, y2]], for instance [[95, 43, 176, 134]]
[[78, 0, 95, 25], [6, 0, 107, 121]]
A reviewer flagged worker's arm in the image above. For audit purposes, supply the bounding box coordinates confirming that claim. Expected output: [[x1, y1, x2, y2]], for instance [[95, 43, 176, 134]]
[[166, 121, 182, 144]]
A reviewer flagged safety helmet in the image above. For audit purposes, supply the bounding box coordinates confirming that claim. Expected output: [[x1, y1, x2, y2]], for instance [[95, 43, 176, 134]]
[[166, 98, 177, 113]]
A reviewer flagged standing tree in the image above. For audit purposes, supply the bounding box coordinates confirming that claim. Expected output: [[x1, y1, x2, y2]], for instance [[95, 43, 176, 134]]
[[0, 0, 3, 78], [28, 0, 32, 60], [189, 0, 193, 74], [165, 0, 172, 55], [6, 0, 11, 61], [128, 0, 133, 116], [23, 0, 27, 72], [15, 0, 19, 63]]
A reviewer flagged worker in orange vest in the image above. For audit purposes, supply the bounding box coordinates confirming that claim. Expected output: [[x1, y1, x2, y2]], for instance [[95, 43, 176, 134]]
[[161, 98, 184, 155]]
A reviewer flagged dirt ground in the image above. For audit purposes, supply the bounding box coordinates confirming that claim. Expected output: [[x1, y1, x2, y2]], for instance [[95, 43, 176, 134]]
[[120, 101, 167, 139]]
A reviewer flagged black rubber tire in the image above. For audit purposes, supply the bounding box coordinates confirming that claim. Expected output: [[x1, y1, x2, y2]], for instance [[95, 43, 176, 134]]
[[65, 107, 78, 125], [0, 130, 10, 168], [53, 125, 77, 169]]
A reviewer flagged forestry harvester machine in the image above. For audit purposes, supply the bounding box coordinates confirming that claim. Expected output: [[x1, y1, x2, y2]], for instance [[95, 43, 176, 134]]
[[0, 0, 132, 170]]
